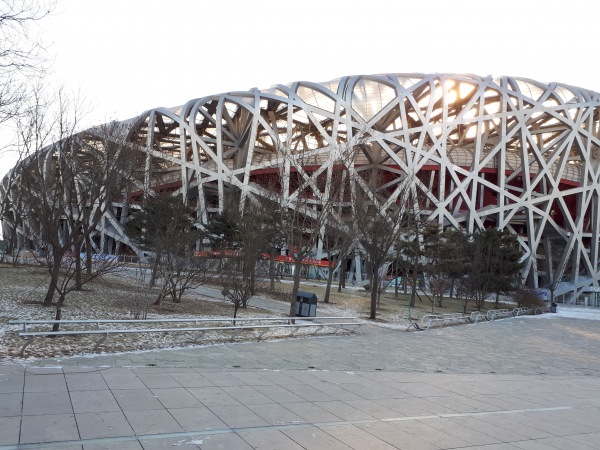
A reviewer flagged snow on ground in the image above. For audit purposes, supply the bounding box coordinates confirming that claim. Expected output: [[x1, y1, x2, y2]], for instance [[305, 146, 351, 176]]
[[523, 304, 600, 321]]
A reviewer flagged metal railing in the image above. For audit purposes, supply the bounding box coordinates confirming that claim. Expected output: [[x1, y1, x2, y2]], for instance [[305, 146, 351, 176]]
[[9, 316, 361, 356]]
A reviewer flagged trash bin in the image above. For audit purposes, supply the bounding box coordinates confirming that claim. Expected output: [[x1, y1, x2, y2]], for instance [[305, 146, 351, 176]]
[[295, 291, 317, 317], [551, 302, 557, 313]]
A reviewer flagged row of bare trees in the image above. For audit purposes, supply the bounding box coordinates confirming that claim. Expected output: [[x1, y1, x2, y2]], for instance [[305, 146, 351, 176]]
[[0, 84, 147, 329]]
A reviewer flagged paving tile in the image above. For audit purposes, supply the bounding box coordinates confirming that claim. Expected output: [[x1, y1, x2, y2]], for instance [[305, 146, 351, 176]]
[[66, 373, 109, 391], [253, 384, 305, 403], [475, 414, 554, 440], [281, 401, 344, 423], [237, 428, 305, 449], [314, 400, 375, 421], [562, 431, 600, 447], [426, 394, 492, 413], [168, 371, 215, 387], [137, 373, 181, 388], [0, 392, 22, 417], [512, 440, 564, 449], [357, 381, 413, 399], [139, 436, 205, 449], [356, 422, 438, 449], [24, 373, 67, 392], [168, 406, 228, 431], [321, 423, 399, 449], [247, 403, 306, 425], [161, 432, 252, 449], [36, 446, 83, 450], [335, 382, 398, 400], [311, 382, 363, 401], [123, 409, 184, 435], [20, 413, 79, 444], [112, 389, 164, 411], [150, 387, 203, 408], [465, 444, 522, 449], [396, 418, 472, 448], [130, 367, 166, 374], [425, 416, 502, 446], [537, 410, 600, 434], [22, 390, 73, 415], [187, 386, 241, 407], [0, 373, 24, 393], [341, 398, 404, 419], [0, 416, 20, 445], [448, 416, 531, 443], [386, 381, 455, 398], [281, 425, 353, 449], [70, 389, 120, 413], [76, 411, 134, 439], [209, 404, 270, 428], [220, 385, 275, 405], [199, 371, 248, 386], [284, 382, 336, 402], [255, 370, 296, 385], [229, 371, 275, 386], [26, 367, 63, 375], [372, 397, 441, 417], [102, 373, 146, 390], [84, 441, 142, 450]]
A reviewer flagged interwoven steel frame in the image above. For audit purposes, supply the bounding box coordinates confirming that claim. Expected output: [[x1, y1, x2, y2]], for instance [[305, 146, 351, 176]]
[[4, 73, 600, 302]]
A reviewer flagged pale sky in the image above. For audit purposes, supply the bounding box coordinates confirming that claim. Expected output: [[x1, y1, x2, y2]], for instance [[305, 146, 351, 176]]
[[1, 0, 600, 177]]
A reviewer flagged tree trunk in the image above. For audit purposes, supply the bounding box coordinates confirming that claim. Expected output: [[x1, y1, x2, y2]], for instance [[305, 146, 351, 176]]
[[289, 259, 302, 320], [269, 256, 275, 291], [85, 233, 92, 276], [149, 253, 161, 287], [338, 261, 346, 292], [43, 261, 61, 306], [323, 258, 335, 303], [370, 269, 379, 320], [51, 294, 66, 332], [74, 239, 82, 291]]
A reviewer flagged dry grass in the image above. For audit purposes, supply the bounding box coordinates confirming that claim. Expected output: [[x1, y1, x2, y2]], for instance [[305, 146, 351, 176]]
[[0, 266, 351, 359], [273, 278, 502, 324], [0, 265, 510, 359]]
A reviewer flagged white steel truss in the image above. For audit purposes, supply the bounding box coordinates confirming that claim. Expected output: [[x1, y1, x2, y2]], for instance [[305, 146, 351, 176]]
[[3, 73, 600, 302]]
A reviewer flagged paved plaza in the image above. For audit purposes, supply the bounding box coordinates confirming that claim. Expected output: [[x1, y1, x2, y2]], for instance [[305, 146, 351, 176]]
[[2, 314, 600, 449]]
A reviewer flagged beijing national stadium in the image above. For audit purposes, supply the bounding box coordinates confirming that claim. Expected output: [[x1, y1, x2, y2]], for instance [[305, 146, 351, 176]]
[[2, 73, 600, 306]]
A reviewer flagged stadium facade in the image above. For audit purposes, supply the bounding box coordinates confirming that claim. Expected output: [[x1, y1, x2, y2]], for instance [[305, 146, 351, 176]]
[[3, 73, 600, 305]]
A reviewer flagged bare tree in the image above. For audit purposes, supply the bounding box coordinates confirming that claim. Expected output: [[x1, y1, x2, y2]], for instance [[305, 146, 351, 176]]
[[16, 87, 88, 305], [353, 173, 414, 320], [274, 142, 340, 319], [162, 253, 209, 304], [318, 144, 358, 303], [128, 193, 205, 306], [11, 87, 143, 330], [422, 223, 451, 308], [0, 161, 28, 265], [0, 0, 54, 126]]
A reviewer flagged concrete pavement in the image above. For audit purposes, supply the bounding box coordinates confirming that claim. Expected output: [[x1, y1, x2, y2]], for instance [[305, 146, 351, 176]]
[[2, 314, 600, 449]]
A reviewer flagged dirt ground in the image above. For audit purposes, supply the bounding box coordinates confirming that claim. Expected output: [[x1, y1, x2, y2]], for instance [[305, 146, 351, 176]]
[[0, 264, 507, 359]]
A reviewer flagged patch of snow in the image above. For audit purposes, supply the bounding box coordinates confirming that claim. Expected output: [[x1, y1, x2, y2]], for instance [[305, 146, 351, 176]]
[[522, 305, 600, 321]]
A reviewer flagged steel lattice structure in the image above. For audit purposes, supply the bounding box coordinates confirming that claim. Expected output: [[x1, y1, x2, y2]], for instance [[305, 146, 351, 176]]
[[3, 73, 600, 303]]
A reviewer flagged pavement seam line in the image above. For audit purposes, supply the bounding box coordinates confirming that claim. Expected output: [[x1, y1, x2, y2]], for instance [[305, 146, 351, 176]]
[[0, 405, 573, 449]]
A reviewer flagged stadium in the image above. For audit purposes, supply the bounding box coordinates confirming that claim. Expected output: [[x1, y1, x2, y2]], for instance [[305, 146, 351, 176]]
[[2, 73, 600, 305]]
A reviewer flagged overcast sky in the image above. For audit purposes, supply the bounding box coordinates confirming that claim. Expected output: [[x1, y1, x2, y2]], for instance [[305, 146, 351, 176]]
[[1, 0, 600, 177]]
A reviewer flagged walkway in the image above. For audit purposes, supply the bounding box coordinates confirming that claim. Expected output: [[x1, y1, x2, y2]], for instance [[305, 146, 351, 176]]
[[2, 314, 600, 449]]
